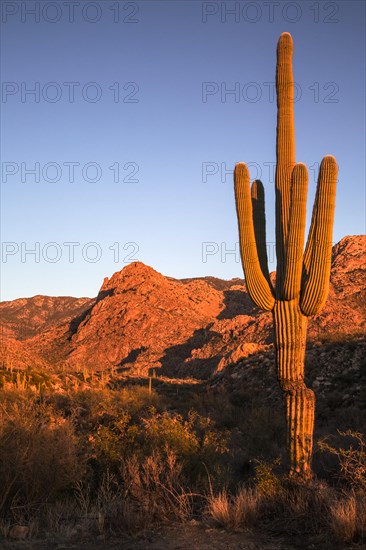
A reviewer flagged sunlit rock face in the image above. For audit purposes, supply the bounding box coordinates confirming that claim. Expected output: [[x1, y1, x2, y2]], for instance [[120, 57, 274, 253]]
[[0, 236, 365, 378]]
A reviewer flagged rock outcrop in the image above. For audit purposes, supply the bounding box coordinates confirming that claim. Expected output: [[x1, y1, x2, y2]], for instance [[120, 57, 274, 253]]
[[0, 236, 365, 378]]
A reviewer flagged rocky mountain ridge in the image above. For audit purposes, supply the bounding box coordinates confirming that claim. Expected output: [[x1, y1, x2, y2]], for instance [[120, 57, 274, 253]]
[[0, 235, 365, 378]]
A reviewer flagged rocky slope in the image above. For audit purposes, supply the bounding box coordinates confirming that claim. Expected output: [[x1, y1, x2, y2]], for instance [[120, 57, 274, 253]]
[[0, 235, 365, 378], [0, 295, 95, 340]]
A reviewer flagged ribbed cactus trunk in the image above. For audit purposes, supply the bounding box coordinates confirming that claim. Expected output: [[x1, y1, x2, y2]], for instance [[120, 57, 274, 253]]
[[234, 33, 337, 478], [273, 300, 314, 477]]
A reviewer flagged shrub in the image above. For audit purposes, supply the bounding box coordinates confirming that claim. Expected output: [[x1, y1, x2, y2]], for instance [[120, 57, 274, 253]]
[[253, 458, 282, 498], [0, 398, 82, 518], [318, 430, 366, 491], [142, 410, 200, 459]]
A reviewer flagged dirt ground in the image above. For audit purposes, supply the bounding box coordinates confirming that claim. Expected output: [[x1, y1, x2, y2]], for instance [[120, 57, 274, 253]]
[[1, 521, 360, 550]]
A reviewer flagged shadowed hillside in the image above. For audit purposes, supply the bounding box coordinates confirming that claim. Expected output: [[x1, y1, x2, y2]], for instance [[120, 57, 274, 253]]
[[0, 236, 365, 377]]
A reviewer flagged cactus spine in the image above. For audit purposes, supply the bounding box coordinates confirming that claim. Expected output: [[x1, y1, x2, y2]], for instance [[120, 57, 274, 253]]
[[234, 33, 337, 478]]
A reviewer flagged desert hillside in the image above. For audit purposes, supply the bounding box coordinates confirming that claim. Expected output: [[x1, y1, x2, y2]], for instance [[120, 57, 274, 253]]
[[0, 235, 365, 378]]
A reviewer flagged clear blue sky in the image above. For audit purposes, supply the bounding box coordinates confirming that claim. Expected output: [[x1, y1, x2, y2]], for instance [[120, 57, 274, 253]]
[[1, 0, 365, 300]]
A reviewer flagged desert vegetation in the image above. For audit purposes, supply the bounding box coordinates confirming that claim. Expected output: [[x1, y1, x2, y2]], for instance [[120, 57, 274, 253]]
[[0, 361, 365, 548]]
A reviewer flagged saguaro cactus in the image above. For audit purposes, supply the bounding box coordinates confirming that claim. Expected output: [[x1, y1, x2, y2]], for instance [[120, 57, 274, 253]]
[[234, 32, 337, 478]]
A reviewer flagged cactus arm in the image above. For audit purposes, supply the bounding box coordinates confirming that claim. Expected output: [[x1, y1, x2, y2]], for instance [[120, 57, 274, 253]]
[[300, 155, 338, 316], [234, 163, 275, 311], [251, 179, 273, 289], [275, 32, 296, 295], [283, 164, 308, 300]]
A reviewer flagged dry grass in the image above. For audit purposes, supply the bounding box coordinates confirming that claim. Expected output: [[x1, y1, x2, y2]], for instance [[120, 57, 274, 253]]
[[206, 487, 260, 530], [120, 450, 193, 525], [206, 490, 230, 527], [328, 494, 358, 543], [326, 491, 366, 543], [0, 399, 82, 517], [233, 487, 259, 527]]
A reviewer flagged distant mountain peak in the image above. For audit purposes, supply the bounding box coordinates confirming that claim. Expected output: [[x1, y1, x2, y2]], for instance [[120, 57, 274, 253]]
[[97, 262, 166, 300]]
